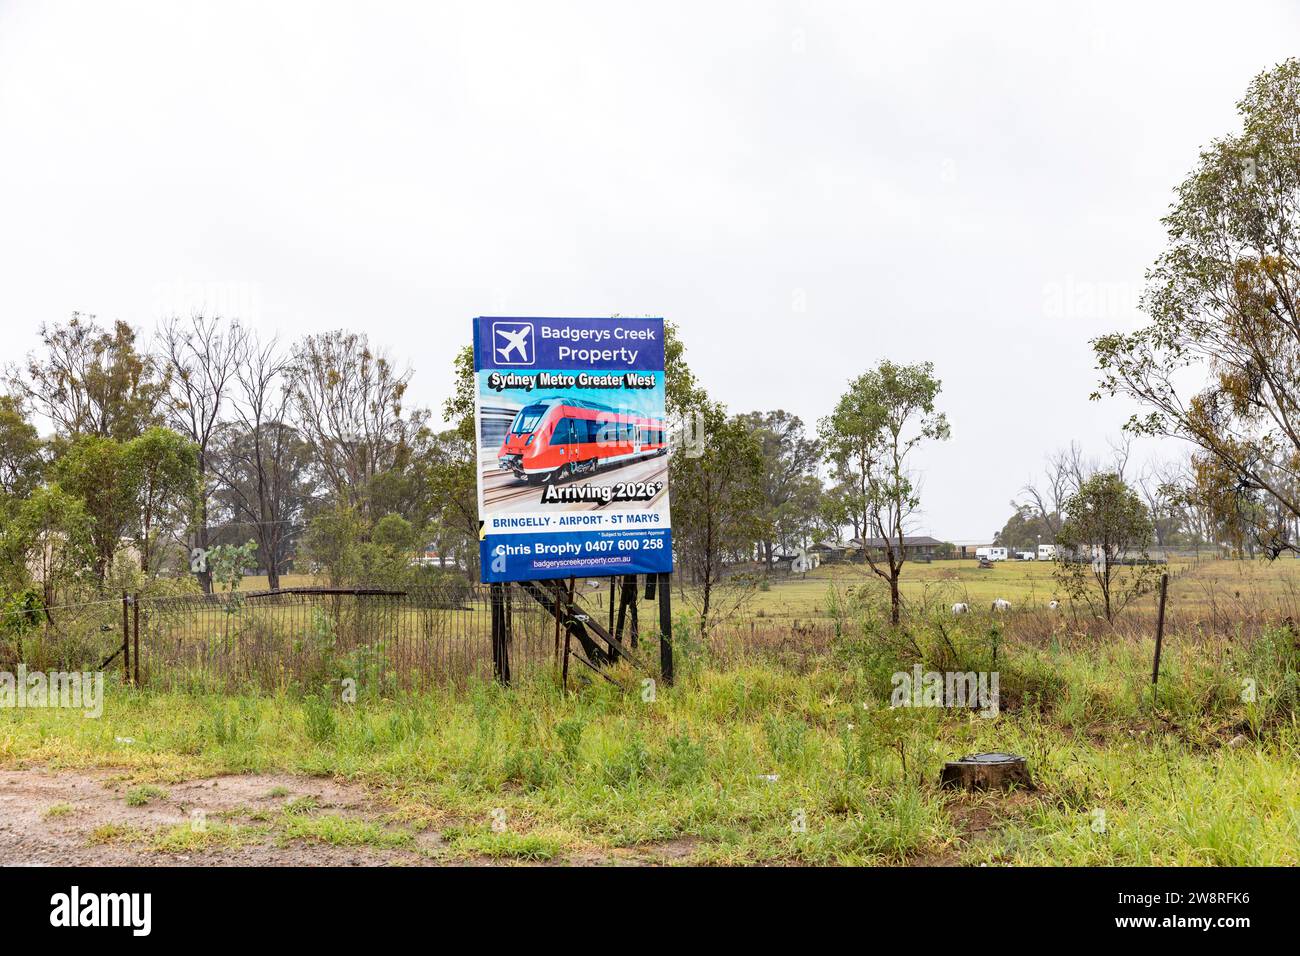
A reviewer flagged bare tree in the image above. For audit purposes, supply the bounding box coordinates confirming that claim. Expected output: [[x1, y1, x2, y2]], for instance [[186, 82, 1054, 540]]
[[1135, 457, 1187, 550], [1021, 447, 1074, 538], [1162, 454, 1217, 554], [288, 331, 425, 514], [156, 314, 246, 592], [1022, 439, 1133, 538], [1106, 434, 1134, 482], [211, 334, 311, 589]]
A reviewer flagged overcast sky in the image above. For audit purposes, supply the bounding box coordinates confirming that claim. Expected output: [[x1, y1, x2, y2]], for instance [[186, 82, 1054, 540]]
[[2, 1, 1296, 540]]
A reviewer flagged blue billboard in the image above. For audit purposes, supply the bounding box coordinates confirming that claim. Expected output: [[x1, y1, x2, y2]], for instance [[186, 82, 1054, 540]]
[[473, 316, 674, 583]]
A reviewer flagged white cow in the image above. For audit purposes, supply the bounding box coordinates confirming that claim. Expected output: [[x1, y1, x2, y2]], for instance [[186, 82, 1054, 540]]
[[951, 602, 970, 616], [991, 598, 1012, 613]]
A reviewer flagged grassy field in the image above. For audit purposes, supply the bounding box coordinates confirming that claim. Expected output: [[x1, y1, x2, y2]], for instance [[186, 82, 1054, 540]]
[[234, 573, 325, 592], [2, 587, 1297, 865], [233, 555, 1300, 625], [736, 556, 1300, 625], [7, 557, 1299, 865]]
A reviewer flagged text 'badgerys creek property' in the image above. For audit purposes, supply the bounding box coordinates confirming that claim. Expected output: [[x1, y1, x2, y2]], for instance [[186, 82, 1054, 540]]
[[473, 316, 673, 583]]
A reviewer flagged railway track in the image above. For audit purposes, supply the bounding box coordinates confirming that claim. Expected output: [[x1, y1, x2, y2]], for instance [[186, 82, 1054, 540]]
[[480, 455, 669, 513]]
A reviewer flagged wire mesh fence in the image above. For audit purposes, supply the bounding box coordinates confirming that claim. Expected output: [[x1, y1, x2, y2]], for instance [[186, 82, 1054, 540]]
[[0, 595, 125, 674], [1, 580, 675, 692], [140, 586, 549, 691]]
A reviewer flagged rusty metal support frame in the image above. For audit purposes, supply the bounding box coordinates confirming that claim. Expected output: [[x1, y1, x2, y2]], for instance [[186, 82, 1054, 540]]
[[514, 573, 673, 688]]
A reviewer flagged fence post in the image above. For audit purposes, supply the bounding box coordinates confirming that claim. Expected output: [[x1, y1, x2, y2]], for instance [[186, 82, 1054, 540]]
[[560, 583, 572, 686], [553, 582, 563, 664], [613, 576, 631, 661], [608, 577, 616, 635], [490, 582, 501, 682], [629, 575, 639, 649], [490, 582, 510, 686], [121, 591, 131, 686], [657, 571, 673, 686], [504, 583, 512, 683], [133, 591, 140, 687], [1151, 571, 1170, 707]]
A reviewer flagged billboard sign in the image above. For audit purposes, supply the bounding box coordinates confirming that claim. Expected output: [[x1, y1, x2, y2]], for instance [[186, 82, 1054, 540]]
[[473, 316, 673, 583]]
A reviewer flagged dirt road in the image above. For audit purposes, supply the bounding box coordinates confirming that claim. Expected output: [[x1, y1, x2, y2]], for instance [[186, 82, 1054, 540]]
[[0, 767, 420, 866], [0, 768, 693, 866]]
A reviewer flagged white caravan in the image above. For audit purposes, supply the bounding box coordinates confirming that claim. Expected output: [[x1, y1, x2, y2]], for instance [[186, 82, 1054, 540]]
[[1037, 544, 1057, 561]]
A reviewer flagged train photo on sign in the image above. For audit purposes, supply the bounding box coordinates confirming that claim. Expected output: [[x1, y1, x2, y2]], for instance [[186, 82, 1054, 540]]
[[496, 396, 667, 484]]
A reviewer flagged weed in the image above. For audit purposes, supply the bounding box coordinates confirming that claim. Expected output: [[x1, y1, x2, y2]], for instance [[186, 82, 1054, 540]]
[[125, 785, 168, 807], [303, 695, 337, 744]]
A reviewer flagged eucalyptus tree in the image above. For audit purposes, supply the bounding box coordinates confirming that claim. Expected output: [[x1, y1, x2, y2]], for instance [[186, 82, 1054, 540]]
[[819, 360, 949, 625], [1094, 58, 1300, 557]]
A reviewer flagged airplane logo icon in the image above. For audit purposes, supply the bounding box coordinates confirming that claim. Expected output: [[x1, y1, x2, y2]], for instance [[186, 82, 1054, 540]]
[[492, 321, 534, 365]]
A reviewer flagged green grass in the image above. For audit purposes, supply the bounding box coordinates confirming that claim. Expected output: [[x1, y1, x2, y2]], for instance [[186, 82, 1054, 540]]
[[3, 613, 1296, 866], [282, 795, 319, 816], [125, 784, 168, 807], [152, 821, 265, 854], [5, 581, 1300, 866], [87, 822, 144, 845], [444, 826, 562, 861], [279, 813, 412, 850]]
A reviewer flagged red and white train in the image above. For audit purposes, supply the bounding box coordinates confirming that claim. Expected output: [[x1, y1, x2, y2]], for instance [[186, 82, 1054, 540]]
[[497, 398, 667, 483]]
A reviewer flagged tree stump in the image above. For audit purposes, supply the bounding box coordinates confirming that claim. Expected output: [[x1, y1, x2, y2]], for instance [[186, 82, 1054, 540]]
[[940, 752, 1033, 791]]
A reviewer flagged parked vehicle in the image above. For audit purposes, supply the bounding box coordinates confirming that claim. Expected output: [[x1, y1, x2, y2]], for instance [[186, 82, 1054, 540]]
[[975, 546, 1008, 562], [1037, 543, 1058, 561], [1017, 551, 1035, 561]]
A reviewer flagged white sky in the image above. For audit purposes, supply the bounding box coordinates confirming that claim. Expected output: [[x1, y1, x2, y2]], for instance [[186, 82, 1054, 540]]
[[2, 1, 1296, 539]]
